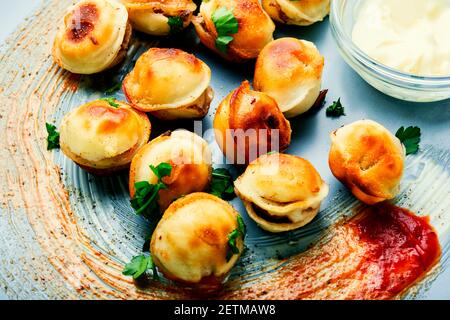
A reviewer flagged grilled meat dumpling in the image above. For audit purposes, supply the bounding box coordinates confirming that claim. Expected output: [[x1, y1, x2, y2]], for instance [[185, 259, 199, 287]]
[[123, 48, 213, 120], [214, 81, 291, 165], [53, 0, 131, 74], [329, 120, 405, 205], [262, 0, 330, 26], [254, 38, 325, 118], [129, 130, 212, 211], [192, 0, 275, 62], [59, 99, 150, 175], [234, 153, 329, 233], [120, 0, 196, 36], [151, 192, 244, 286]]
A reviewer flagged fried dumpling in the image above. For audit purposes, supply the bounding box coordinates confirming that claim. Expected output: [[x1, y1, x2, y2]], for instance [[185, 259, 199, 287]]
[[214, 81, 292, 165], [120, 0, 196, 36], [262, 0, 330, 26], [59, 99, 151, 175], [151, 192, 244, 286], [329, 120, 405, 205], [192, 0, 275, 62], [254, 38, 325, 118], [234, 153, 329, 233], [123, 48, 213, 120], [129, 130, 212, 211], [53, 0, 131, 74]]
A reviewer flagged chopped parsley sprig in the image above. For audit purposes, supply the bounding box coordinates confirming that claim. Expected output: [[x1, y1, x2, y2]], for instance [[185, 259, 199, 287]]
[[46, 123, 60, 150], [326, 98, 345, 117], [130, 163, 172, 219], [122, 254, 158, 280], [210, 168, 236, 200], [226, 215, 246, 261], [395, 126, 421, 155], [212, 7, 239, 53]]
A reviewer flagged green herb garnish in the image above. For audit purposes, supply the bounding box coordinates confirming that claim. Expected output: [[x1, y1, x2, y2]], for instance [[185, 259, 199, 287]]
[[100, 97, 120, 108], [122, 254, 158, 280], [395, 126, 421, 155], [226, 215, 246, 261], [168, 16, 184, 34], [210, 168, 235, 200], [104, 83, 122, 95], [326, 98, 345, 117], [46, 123, 60, 150], [212, 7, 239, 53], [130, 163, 172, 219]]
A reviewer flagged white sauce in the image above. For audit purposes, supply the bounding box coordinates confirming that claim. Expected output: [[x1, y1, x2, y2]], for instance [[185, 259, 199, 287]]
[[352, 0, 450, 76]]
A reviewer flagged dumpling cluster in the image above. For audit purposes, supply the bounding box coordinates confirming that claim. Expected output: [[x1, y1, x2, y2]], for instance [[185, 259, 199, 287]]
[[120, 0, 197, 36], [235, 153, 329, 233], [193, 0, 275, 62], [129, 130, 212, 211], [262, 0, 330, 26], [254, 38, 325, 117], [151, 193, 244, 286], [123, 48, 213, 120], [53, 0, 131, 74], [214, 81, 292, 165], [329, 120, 405, 205], [59, 99, 150, 174]]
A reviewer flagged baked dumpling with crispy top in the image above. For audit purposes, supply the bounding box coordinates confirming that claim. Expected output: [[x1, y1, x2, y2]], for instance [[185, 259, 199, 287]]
[[254, 38, 325, 118], [123, 48, 213, 120], [129, 130, 212, 212], [329, 120, 405, 205], [53, 0, 132, 74], [214, 81, 292, 165], [120, 0, 196, 36], [262, 0, 330, 26], [59, 99, 151, 175], [151, 192, 244, 286], [235, 153, 329, 233], [192, 0, 275, 62]]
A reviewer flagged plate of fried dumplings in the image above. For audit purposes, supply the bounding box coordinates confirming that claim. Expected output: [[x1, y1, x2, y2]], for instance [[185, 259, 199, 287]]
[[0, 0, 449, 300]]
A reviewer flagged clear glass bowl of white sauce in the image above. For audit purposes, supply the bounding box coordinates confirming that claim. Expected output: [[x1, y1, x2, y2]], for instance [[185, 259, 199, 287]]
[[330, 0, 450, 102]]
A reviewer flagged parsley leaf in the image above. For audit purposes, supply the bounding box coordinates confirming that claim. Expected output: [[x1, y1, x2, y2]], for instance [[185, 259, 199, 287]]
[[46, 123, 60, 150], [226, 215, 246, 261], [100, 97, 119, 108], [395, 126, 421, 155], [122, 254, 157, 279], [212, 7, 239, 53], [326, 98, 345, 117], [210, 168, 235, 200], [130, 163, 173, 219], [168, 16, 184, 34]]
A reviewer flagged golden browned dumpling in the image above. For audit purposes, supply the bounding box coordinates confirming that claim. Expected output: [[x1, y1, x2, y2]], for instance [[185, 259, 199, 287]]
[[234, 153, 329, 233], [192, 0, 275, 62], [59, 99, 151, 175], [129, 130, 212, 211], [214, 81, 292, 165], [262, 0, 330, 26], [53, 0, 132, 74], [120, 0, 196, 36], [329, 120, 406, 205], [151, 192, 244, 286], [254, 38, 325, 118], [123, 48, 213, 120]]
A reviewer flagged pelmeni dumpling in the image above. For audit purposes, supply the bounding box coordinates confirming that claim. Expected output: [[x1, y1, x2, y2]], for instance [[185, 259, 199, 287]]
[[254, 38, 325, 118], [59, 99, 151, 175], [214, 81, 292, 165], [129, 130, 212, 211], [151, 193, 244, 286], [329, 120, 405, 205], [53, 0, 131, 74], [262, 0, 330, 26], [192, 0, 275, 62], [234, 153, 329, 233], [120, 0, 196, 36], [123, 48, 213, 120]]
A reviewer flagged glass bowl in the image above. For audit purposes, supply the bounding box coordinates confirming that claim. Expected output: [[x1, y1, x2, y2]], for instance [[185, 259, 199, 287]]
[[329, 0, 450, 103]]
